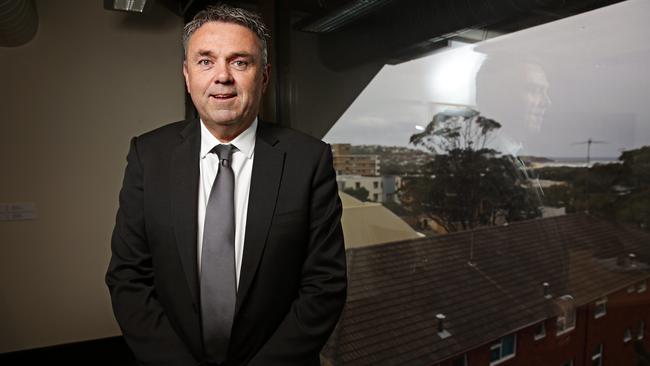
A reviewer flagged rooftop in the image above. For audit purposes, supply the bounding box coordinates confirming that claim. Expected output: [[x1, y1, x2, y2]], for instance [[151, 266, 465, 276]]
[[323, 214, 650, 365]]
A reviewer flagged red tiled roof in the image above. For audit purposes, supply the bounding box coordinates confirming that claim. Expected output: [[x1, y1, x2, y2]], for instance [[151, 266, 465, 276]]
[[323, 214, 650, 365]]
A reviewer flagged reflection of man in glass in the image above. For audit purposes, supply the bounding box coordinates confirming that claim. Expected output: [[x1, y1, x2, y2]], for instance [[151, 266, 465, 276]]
[[475, 56, 551, 155]]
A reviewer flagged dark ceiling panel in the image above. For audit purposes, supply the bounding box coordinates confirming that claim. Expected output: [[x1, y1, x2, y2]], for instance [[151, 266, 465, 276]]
[[315, 0, 627, 69]]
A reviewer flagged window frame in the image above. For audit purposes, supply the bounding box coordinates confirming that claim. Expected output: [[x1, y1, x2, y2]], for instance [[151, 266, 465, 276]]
[[534, 322, 546, 341], [594, 298, 607, 319], [592, 344, 603, 366], [489, 334, 517, 366], [624, 328, 632, 343], [556, 314, 575, 336], [640, 320, 646, 340]]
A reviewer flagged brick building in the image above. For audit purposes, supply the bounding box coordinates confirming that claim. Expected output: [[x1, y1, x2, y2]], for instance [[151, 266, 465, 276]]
[[332, 144, 380, 176], [322, 214, 650, 365]]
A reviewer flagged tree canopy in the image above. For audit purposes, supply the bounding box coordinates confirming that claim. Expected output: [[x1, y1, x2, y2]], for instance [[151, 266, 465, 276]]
[[402, 109, 540, 231], [539, 145, 650, 230]]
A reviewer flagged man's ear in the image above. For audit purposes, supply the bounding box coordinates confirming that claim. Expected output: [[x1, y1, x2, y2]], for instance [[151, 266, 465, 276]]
[[182, 61, 191, 92], [261, 63, 271, 93]]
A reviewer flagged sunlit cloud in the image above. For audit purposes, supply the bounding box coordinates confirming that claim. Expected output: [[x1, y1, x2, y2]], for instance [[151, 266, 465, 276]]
[[429, 44, 486, 107], [324, 0, 650, 157]]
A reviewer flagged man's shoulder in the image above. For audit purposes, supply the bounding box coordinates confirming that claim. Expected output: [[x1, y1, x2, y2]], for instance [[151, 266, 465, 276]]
[[258, 121, 328, 152], [137, 119, 196, 143]]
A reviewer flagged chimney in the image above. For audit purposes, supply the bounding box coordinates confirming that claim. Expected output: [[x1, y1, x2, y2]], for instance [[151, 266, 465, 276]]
[[436, 313, 451, 339], [436, 313, 446, 333], [629, 253, 637, 268], [543, 282, 552, 299]]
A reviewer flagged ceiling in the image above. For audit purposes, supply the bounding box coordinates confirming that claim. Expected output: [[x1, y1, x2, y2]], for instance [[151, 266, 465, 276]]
[[173, 0, 627, 66], [2, 0, 627, 65]]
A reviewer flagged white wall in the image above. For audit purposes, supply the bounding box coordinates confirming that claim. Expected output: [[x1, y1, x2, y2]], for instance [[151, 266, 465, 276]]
[[0, 0, 184, 352]]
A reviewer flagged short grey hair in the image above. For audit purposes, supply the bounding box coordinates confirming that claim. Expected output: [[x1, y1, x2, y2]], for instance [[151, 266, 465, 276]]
[[182, 3, 270, 65]]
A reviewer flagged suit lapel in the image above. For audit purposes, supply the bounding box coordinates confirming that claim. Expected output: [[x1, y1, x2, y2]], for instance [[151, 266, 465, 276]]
[[171, 119, 201, 305], [236, 123, 285, 315]]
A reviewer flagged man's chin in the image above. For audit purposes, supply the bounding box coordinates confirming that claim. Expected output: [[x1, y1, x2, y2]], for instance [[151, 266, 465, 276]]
[[200, 112, 257, 136], [201, 112, 242, 126]]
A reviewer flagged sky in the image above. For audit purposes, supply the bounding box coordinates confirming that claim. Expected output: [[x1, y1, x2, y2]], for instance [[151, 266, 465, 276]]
[[323, 0, 650, 158]]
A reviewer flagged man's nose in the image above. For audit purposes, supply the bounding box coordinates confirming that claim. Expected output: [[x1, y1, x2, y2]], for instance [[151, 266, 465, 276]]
[[534, 86, 551, 108], [542, 90, 551, 107], [214, 62, 233, 84]]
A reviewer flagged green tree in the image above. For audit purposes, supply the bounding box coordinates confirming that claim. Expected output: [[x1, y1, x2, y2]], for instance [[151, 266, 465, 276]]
[[402, 109, 540, 231], [615, 146, 650, 229], [620, 146, 650, 188], [535, 146, 650, 230]]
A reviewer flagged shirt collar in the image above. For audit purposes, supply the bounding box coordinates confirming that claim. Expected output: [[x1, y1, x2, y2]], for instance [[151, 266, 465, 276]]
[[199, 118, 257, 160]]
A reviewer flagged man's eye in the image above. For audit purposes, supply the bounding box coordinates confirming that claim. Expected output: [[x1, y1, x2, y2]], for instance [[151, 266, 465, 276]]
[[198, 59, 212, 66], [232, 60, 248, 69]]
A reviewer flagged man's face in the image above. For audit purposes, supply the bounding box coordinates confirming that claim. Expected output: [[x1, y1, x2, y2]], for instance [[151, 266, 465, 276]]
[[521, 64, 551, 132], [183, 21, 270, 131]]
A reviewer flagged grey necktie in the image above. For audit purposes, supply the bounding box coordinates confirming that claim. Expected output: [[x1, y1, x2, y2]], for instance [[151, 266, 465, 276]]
[[201, 144, 236, 363]]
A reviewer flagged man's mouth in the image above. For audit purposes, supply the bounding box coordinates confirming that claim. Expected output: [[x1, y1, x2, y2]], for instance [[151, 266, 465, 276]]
[[210, 93, 236, 100]]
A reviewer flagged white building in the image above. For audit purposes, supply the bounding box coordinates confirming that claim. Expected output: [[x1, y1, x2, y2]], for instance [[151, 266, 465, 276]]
[[336, 175, 402, 203]]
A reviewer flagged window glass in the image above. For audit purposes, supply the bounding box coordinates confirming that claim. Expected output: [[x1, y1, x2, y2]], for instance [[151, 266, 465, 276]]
[[534, 322, 546, 340], [452, 354, 467, 366], [489, 334, 516, 364], [594, 298, 607, 318], [321, 0, 650, 365], [640, 321, 646, 340], [489, 347, 501, 363], [591, 344, 603, 366], [502, 334, 516, 356]]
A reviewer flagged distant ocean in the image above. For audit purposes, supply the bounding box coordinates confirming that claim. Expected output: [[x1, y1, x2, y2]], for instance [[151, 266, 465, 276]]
[[533, 157, 619, 168]]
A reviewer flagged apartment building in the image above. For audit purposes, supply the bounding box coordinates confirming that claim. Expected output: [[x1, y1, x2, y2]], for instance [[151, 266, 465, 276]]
[[332, 144, 380, 176]]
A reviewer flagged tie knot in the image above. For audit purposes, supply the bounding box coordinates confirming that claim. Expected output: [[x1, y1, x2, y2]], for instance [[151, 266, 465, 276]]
[[211, 144, 235, 167]]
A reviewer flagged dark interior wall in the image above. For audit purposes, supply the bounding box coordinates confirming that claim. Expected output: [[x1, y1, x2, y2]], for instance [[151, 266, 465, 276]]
[[252, 0, 385, 139], [286, 28, 384, 139]]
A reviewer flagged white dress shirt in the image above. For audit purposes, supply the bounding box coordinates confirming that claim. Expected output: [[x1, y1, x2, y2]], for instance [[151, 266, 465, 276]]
[[198, 119, 256, 287]]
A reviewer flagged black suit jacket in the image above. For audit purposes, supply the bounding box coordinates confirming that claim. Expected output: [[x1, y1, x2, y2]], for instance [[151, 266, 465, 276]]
[[106, 119, 347, 366]]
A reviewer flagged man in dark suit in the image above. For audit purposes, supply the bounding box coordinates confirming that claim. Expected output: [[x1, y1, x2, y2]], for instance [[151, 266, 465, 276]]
[[105, 4, 347, 366]]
